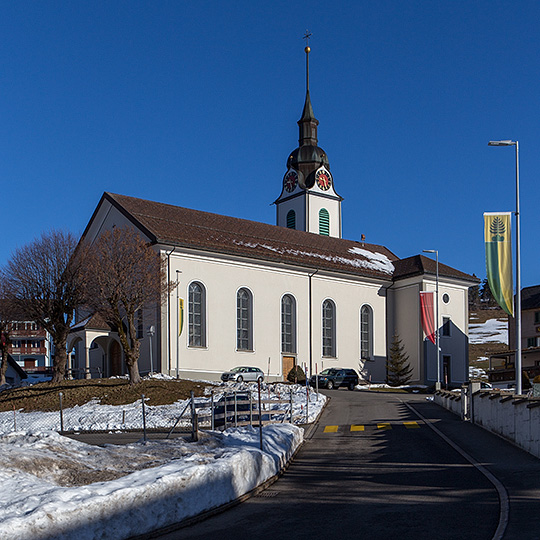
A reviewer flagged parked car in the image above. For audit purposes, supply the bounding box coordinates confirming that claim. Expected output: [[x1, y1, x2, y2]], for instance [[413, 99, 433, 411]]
[[310, 368, 359, 390], [221, 366, 264, 383], [22, 373, 53, 385]]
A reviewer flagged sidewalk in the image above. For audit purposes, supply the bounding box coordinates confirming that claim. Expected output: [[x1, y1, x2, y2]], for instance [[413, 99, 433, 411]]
[[409, 398, 540, 539]]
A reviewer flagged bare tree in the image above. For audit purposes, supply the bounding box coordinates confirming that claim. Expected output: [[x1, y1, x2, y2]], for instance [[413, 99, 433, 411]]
[[2, 230, 86, 383], [0, 281, 15, 386], [84, 227, 173, 385]]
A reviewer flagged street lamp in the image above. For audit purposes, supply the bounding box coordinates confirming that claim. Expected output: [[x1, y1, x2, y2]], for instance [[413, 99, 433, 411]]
[[423, 249, 440, 390], [147, 325, 155, 375], [488, 140, 522, 394], [176, 270, 182, 379]]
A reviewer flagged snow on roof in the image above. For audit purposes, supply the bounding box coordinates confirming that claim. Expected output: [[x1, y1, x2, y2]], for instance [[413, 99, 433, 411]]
[[347, 247, 395, 274], [232, 241, 396, 275]]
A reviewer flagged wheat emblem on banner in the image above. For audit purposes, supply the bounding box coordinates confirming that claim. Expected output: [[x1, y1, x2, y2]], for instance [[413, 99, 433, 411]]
[[490, 216, 506, 242]]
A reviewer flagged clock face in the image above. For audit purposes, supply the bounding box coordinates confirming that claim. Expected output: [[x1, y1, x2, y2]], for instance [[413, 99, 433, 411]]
[[316, 168, 332, 191], [284, 170, 298, 192]]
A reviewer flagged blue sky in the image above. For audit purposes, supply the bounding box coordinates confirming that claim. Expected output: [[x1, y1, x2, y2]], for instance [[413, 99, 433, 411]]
[[1, 1, 538, 287]]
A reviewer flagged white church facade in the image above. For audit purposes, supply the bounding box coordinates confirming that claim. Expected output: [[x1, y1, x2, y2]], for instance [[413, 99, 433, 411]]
[[69, 47, 477, 387]]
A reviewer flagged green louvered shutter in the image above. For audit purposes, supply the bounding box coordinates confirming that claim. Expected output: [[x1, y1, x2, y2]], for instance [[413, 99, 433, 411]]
[[287, 210, 296, 229], [319, 208, 329, 236]]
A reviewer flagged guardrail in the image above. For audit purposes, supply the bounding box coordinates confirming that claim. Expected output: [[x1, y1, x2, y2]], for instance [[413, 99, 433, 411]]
[[167, 388, 293, 442]]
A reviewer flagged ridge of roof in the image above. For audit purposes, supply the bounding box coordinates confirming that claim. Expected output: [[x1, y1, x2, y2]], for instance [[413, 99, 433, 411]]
[[104, 193, 398, 280], [393, 254, 478, 283], [100, 193, 477, 284]]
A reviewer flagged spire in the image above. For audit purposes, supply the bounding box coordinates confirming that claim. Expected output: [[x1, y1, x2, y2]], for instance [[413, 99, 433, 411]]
[[298, 33, 318, 146]]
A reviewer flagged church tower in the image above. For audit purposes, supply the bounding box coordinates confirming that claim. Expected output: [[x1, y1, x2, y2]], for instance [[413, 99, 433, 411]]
[[275, 42, 343, 238]]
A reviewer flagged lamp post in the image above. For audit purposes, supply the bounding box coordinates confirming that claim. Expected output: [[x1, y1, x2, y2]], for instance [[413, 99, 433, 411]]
[[488, 140, 522, 395], [423, 249, 440, 390], [176, 270, 181, 379], [147, 325, 155, 375]]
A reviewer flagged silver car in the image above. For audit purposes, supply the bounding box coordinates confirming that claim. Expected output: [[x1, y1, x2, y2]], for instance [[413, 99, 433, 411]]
[[221, 366, 264, 383]]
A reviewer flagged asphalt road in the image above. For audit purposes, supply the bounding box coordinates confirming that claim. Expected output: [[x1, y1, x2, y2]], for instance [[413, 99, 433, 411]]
[[152, 390, 540, 540]]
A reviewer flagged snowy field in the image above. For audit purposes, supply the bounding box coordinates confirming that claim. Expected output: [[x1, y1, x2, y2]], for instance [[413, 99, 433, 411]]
[[469, 318, 508, 345], [0, 381, 324, 540]]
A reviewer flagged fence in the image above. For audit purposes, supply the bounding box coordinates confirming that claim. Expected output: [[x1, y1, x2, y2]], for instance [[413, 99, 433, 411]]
[[0, 384, 312, 447]]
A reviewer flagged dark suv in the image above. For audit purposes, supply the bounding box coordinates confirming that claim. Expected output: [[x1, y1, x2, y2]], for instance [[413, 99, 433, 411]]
[[310, 368, 359, 391]]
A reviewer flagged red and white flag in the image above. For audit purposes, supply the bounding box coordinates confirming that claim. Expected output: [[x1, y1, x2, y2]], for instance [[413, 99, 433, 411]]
[[420, 291, 436, 344]]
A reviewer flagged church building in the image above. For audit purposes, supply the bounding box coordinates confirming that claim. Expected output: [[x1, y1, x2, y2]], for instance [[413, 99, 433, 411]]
[[69, 46, 477, 387]]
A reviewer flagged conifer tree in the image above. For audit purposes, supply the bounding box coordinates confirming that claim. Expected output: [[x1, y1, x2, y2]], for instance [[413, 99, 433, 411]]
[[386, 334, 413, 387]]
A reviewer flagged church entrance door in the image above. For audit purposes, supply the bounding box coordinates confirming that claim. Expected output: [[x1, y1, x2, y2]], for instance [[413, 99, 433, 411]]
[[282, 356, 296, 381]]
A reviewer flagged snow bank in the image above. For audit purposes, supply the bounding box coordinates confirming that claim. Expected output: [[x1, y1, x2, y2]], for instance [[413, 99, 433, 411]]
[[0, 424, 303, 540]]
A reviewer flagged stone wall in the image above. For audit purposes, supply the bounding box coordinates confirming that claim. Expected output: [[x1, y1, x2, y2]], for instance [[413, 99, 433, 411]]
[[434, 387, 540, 459]]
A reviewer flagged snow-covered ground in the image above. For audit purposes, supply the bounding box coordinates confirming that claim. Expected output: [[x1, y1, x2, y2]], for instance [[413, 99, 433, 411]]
[[469, 366, 488, 380], [469, 318, 508, 345], [0, 381, 324, 540]]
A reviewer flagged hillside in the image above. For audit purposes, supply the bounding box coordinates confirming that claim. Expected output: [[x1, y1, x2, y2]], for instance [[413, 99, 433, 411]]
[[469, 307, 508, 379]]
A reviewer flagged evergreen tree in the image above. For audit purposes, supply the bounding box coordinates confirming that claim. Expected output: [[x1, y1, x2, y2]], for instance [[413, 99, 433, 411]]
[[386, 334, 413, 387], [480, 278, 496, 308], [468, 275, 480, 309]]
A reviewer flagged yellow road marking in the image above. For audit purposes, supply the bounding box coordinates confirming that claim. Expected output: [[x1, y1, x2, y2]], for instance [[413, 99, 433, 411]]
[[350, 425, 365, 431], [377, 423, 391, 430], [324, 425, 339, 433], [404, 421, 420, 429]]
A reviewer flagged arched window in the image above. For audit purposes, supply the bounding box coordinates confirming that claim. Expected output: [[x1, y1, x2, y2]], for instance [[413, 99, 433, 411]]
[[360, 305, 373, 360], [286, 210, 296, 229], [188, 282, 206, 347], [322, 299, 336, 357], [319, 208, 330, 236], [237, 288, 253, 351], [281, 294, 296, 353]]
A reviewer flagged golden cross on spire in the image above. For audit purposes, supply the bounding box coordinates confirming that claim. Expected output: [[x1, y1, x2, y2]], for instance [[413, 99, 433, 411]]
[[303, 30, 312, 48]]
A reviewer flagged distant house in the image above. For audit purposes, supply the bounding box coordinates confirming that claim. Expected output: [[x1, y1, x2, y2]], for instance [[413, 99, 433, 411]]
[[489, 285, 540, 386], [7, 321, 50, 371]]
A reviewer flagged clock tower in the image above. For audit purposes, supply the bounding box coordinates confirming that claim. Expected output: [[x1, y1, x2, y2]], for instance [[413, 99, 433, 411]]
[[275, 42, 343, 238]]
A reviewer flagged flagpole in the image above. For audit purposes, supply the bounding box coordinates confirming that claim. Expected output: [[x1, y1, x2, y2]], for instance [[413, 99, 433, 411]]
[[176, 270, 181, 380], [488, 140, 522, 395], [515, 141, 522, 395], [423, 249, 440, 390]]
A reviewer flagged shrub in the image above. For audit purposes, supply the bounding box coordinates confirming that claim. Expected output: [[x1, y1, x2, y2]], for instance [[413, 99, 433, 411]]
[[287, 365, 306, 384]]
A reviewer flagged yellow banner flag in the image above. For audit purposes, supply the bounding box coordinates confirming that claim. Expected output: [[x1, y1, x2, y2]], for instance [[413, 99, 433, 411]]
[[179, 298, 184, 336], [484, 212, 513, 316]]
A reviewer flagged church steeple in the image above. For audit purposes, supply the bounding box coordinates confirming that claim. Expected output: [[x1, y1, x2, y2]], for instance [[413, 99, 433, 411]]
[[298, 44, 319, 147], [275, 36, 343, 239], [285, 41, 329, 188]]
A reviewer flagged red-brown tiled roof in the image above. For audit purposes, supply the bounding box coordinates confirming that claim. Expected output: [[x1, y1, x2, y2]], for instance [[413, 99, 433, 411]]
[[91, 193, 476, 284], [101, 193, 398, 280], [393, 255, 479, 283]]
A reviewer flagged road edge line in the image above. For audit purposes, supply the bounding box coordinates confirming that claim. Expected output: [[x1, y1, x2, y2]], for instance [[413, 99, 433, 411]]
[[404, 401, 509, 540]]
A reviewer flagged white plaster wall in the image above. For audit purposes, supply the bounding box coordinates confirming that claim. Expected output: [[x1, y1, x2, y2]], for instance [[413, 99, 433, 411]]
[[306, 194, 341, 238], [276, 195, 306, 231], [390, 280, 423, 383], [165, 249, 388, 381], [436, 390, 540, 459], [83, 200, 151, 245], [422, 279, 470, 384], [392, 276, 470, 386]]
